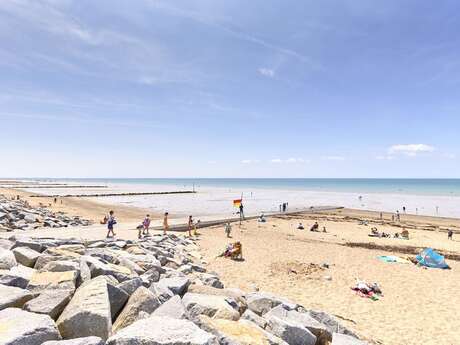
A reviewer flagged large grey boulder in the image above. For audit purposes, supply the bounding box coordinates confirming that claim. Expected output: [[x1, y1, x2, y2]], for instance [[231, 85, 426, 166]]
[[246, 292, 298, 316], [42, 260, 80, 272], [24, 288, 74, 320], [0, 284, 33, 310], [42, 336, 104, 345], [0, 239, 13, 250], [0, 264, 35, 288], [12, 246, 41, 267], [309, 310, 359, 338], [117, 277, 143, 296], [156, 276, 190, 296], [266, 305, 331, 344], [332, 333, 368, 345], [11, 239, 45, 253], [241, 309, 268, 329], [81, 256, 131, 281], [27, 270, 78, 292], [112, 286, 160, 332], [0, 248, 17, 269], [152, 295, 186, 319], [188, 285, 247, 314], [107, 282, 129, 321], [265, 314, 317, 345], [106, 316, 218, 345], [56, 277, 112, 340], [149, 281, 175, 303], [0, 308, 61, 344], [182, 293, 240, 321]]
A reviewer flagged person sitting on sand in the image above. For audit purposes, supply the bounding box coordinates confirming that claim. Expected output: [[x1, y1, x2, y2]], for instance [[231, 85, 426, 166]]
[[225, 222, 232, 238], [448, 229, 453, 240], [322, 226, 327, 233], [310, 222, 319, 232], [401, 229, 410, 239], [106, 210, 116, 238], [142, 214, 151, 236], [371, 227, 379, 235], [297, 223, 305, 230]]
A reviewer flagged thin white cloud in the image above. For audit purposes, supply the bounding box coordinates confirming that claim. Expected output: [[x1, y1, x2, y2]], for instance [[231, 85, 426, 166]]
[[389, 144, 435, 156], [270, 158, 283, 163], [322, 156, 346, 161], [241, 159, 252, 164], [376, 155, 394, 161], [442, 153, 456, 159], [258, 68, 275, 78], [269, 158, 307, 164]]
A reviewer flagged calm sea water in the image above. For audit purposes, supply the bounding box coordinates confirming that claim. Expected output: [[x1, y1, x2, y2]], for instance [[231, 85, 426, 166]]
[[22, 178, 460, 197]]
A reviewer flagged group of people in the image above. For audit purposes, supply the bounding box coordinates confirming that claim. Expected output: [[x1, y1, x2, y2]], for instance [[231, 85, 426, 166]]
[[102, 210, 200, 239], [297, 221, 327, 232], [279, 202, 289, 213]]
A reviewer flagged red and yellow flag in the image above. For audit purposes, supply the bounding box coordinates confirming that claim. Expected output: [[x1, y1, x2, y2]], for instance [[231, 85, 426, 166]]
[[233, 199, 242, 208]]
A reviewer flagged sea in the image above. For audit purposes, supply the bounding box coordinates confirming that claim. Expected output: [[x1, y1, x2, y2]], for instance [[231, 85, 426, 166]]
[[8, 178, 460, 219]]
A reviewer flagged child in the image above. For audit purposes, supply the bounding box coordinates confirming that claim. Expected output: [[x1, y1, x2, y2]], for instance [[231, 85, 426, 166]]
[[188, 216, 194, 237], [143, 214, 151, 236], [106, 210, 116, 238], [163, 212, 169, 235]]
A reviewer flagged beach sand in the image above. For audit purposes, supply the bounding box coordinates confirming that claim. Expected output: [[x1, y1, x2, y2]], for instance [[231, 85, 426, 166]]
[[0, 187, 154, 223], [198, 210, 460, 345], [1, 187, 459, 345]]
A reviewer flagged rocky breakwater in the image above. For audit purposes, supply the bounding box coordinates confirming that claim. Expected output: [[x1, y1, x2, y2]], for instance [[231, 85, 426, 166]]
[[0, 194, 92, 232], [0, 234, 370, 345]]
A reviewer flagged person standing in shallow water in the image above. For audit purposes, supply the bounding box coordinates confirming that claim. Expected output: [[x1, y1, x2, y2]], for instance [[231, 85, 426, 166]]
[[188, 215, 193, 237], [106, 210, 116, 238], [163, 212, 169, 235]]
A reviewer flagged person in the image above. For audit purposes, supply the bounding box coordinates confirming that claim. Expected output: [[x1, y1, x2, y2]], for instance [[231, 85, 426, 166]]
[[142, 214, 151, 236], [297, 223, 305, 230], [396, 211, 400, 222], [403, 206, 406, 213], [286, 202, 289, 211], [258, 213, 266, 223], [188, 215, 194, 237], [391, 214, 395, 222], [225, 222, 232, 238], [279, 204, 282, 212], [163, 212, 169, 235], [448, 229, 453, 240], [54, 197, 57, 204], [194, 220, 201, 236], [239, 203, 244, 221], [322, 226, 327, 233], [310, 222, 319, 232], [106, 210, 116, 238], [282, 203, 286, 212]]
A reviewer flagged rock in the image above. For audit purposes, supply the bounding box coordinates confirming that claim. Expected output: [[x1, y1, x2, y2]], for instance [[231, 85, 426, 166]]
[[0, 264, 35, 288], [152, 295, 186, 319], [0, 308, 61, 344], [156, 276, 190, 296], [198, 273, 224, 289], [118, 257, 144, 275], [24, 288, 74, 320], [107, 282, 129, 321], [42, 337, 104, 345], [81, 256, 131, 281], [182, 293, 240, 321], [116, 277, 143, 296], [149, 281, 175, 303], [246, 292, 298, 316], [332, 333, 368, 345], [57, 277, 112, 340], [0, 239, 13, 250], [265, 314, 317, 345], [308, 310, 359, 338], [42, 260, 80, 272], [77, 260, 91, 287], [241, 309, 268, 329], [11, 239, 44, 253], [265, 305, 332, 344], [198, 316, 288, 345], [0, 284, 33, 310], [106, 316, 218, 345], [112, 286, 160, 332], [27, 270, 78, 292], [0, 248, 17, 269], [12, 246, 41, 267], [188, 285, 247, 314]]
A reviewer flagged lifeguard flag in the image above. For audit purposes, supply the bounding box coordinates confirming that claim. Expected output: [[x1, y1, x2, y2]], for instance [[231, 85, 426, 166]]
[[233, 199, 242, 207]]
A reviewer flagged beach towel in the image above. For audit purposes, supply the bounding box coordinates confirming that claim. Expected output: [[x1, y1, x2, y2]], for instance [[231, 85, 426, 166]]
[[415, 248, 449, 269], [377, 255, 411, 264]]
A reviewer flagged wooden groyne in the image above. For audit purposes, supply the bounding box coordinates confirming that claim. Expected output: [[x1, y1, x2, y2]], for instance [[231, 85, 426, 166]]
[[29, 190, 196, 198], [0, 185, 108, 189]]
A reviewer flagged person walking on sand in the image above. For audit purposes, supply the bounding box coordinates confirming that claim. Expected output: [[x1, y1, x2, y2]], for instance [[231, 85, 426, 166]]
[[106, 210, 117, 238], [225, 222, 232, 238], [239, 203, 245, 221], [448, 229, 453, 240], [142, 214, 151, 236], [188, 215, 194, 237], [163, 212, 169, 235]]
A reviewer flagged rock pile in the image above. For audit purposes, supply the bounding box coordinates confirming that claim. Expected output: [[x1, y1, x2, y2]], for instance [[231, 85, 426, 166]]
[[0, 234, 369, 345], [0, 195, 92, 231]]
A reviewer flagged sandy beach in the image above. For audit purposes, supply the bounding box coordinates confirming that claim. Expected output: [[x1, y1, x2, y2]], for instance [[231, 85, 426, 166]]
[[1, 185, 459, 345]]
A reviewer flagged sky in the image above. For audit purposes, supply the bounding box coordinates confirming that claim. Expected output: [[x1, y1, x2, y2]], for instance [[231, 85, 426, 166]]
[[1, 0, 460, 178]]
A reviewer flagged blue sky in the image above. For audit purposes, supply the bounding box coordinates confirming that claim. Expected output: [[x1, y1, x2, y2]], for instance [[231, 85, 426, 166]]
[[1, 0, 459, 178]]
